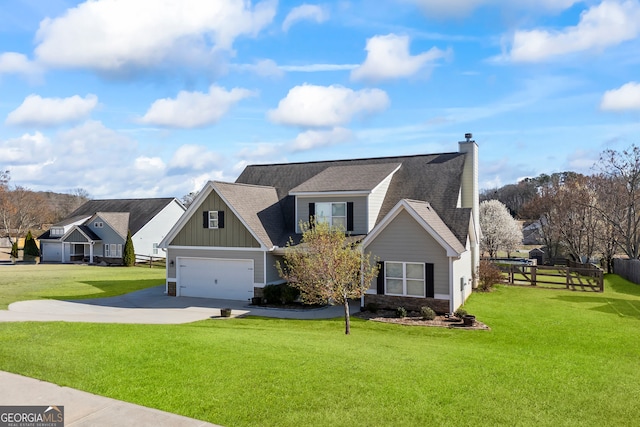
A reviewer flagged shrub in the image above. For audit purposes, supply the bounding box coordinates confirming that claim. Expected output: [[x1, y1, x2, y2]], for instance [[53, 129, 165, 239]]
[[396, 306, 407, 318], [23, 231, 39, 257], [365, 302, 379, 313], [10, 241, 18, 258], [123, 230, 135, 267], [263, 283, 300, 305], [454, 307, 468, 319], [420, 306, 436, 320], [478, 260, 504, 291]]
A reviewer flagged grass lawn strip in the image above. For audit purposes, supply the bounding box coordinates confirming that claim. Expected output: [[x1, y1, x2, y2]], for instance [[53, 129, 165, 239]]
[[0, 273, 639, 426], [0, 264, 165, 309]]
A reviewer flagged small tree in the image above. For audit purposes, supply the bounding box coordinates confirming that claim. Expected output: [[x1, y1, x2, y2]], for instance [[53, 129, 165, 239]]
[[479, 200, 523, 258], [277, 220, 379, 335], [123, 230, 135, 266], [477, 260, 504, 291], [10, 241, 18, 259], [23, 230, 39, 258]]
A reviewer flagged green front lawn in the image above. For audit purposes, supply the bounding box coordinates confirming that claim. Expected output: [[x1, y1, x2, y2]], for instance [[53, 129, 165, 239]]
[[0, 264, 165, 309], [0, 273, 639, 426]]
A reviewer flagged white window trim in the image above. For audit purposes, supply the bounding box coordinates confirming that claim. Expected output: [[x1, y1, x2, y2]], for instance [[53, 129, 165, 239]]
[[208, 211, 219, 229], [105, 244, 122, 258], [315, 202, 346, 228], [385, 261, 426, 298]]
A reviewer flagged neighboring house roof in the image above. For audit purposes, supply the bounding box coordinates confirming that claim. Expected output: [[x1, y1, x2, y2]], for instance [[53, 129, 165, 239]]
[[289, 163, 401, 194], [93, 212, 130, 239], [236, 152, 467, 244], [212, 182, 286, 248], [38, 198, 181, 240], [61, 225, 102, 243], [65, 198, 177, 235]]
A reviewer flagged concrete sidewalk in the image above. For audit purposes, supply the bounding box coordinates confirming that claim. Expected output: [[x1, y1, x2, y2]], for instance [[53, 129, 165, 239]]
[[0, 371, 221, 426], [0, 285, 360, 323]]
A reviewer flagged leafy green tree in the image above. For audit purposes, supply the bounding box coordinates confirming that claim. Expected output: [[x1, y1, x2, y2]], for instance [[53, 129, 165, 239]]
[[277, 220, 379, 335], [123, 230, 135, 267], [23, 230, 39, 257]]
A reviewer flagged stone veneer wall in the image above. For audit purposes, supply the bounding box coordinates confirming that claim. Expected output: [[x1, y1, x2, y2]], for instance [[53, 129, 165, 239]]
[[364, 294, 449, 314], [167, 282, 176, 296]]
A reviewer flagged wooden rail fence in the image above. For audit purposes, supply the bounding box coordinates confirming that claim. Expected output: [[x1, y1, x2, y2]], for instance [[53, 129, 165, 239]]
[[134, 254, 166, 268], [495, 263, 604, 292]]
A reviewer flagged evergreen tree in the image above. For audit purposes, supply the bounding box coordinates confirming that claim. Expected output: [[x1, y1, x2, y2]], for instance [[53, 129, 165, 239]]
[[23, 230, 40, 257], [10, 241, 18, 258], [123, 230, 135, 266]]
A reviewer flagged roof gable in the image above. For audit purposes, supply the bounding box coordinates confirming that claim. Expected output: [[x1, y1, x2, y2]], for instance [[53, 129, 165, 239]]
[[363, 199, 467, 257], [212, 181, 286, 248], [289, 163, 401, 194]]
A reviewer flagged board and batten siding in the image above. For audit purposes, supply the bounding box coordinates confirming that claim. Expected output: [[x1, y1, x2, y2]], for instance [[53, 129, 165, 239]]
[[296, 195, 367, 234], [167, 247, 265, 284], [170, 190, 260, 248], [365, 210, 450, 296], [65, 229, 90, 243]]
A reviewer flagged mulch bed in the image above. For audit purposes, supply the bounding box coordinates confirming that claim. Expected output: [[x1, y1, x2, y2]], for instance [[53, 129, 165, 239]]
[[354, 310, 490, 330]]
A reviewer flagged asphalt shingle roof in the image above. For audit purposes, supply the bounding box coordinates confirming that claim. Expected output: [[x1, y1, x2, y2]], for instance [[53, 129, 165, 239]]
[[404, 199, 467, 254], [289, 162, 401, 193], [65, 198, 177, 235], [213, 182, 286, 248], [236, 152, 469, 244]]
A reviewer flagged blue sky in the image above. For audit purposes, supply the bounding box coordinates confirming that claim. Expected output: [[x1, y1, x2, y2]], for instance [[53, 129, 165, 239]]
[[1, 0, 640, 199]]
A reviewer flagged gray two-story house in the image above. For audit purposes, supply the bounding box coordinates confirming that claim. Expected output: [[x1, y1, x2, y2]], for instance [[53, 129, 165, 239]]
[[160, 137, 480, 313]]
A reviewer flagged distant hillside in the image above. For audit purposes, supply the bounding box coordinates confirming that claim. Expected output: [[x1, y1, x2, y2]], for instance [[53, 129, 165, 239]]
[[37, 191, 90, 224]]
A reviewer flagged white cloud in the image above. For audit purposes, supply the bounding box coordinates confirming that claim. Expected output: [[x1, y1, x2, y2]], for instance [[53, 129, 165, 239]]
[[292, 127, 353, 151], [134, 156, 166, 173], [0, 132, 52, 165], [232, 59, 284, 77], [139, 85, 255, 128], [0, 52, 42, 78], [507, 0, 640, 62], [405, 0, 581, 18], [282, 4, 329, 31], [34, 0, 277, 72], [267, 84, 389, 127], [351, 34, 447, 82], [6, 94, 98, 126], [600, 82, 640, 111], [168, 144, 222, 172]]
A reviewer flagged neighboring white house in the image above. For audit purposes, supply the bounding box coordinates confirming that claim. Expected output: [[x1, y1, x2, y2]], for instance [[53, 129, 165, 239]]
[[160, 136, 480, 313], [39, 198, 185, 264]]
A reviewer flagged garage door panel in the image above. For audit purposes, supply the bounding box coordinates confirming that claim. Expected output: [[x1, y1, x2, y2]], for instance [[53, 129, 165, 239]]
[[178, 257, 254, 300]]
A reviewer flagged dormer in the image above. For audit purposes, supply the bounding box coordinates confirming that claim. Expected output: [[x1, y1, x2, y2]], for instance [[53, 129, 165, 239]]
[[289, 162, 401, 233]]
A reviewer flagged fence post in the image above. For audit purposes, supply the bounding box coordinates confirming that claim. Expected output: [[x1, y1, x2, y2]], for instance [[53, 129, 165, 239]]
[[566, 268, 570, 290], [531, 266, 537, 286], [599, 271, 604, 292]]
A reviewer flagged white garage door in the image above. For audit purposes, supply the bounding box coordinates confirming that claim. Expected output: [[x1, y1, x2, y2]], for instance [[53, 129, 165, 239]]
[[178, 257, 254, 300]]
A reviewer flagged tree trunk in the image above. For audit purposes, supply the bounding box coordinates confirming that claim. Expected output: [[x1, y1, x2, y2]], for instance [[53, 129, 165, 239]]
[[343, 298, 351, 335]]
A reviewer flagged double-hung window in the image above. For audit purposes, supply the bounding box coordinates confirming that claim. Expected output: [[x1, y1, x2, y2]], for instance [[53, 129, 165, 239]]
[[203, 211, 225, 229], [385, 262, 425, 297], [105, 244, 122, 258], [208, 211, 219, 229], [315, 202, 346, 228]]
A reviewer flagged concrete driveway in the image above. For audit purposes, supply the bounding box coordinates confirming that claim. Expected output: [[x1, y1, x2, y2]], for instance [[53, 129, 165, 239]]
[[0, 285, 359, 324]]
